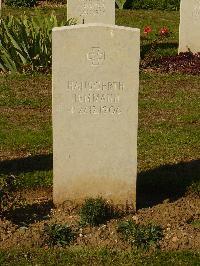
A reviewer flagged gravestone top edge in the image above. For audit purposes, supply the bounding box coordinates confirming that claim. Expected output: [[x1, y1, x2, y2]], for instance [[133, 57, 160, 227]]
[[52, 24, 140, 33], [67, 0, 115, 25]]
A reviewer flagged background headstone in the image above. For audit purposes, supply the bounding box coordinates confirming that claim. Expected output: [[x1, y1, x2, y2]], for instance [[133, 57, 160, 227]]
[[52, 24, 140, 208], [67, 0, 115, 24], [179, 0, 200, 53]]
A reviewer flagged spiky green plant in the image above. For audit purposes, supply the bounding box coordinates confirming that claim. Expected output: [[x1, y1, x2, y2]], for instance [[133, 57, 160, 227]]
[[0, 13, 74, 73], [44, 223, 76, 246], [79, 197, 120, 226], [118, 220, 163, 249], [115, 0, 127, 9]]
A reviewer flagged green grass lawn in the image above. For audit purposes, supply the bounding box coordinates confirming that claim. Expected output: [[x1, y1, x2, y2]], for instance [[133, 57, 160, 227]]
[[1, 7, 180, 43], [0, 7, 200, 265], [0, 72, 199, 193], [0, 248, 200, 266], [0, 7, 180, 74]]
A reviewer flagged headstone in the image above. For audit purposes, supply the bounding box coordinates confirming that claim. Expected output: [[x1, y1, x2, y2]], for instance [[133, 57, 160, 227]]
[[67, 0, 115, 24], [179, 0, 200, 53], [52, 24, 140, 208]]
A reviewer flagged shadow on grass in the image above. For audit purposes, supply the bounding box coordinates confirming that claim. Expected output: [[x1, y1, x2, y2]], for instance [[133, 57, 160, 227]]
[[0, 155, 199, 209], [4, 201, 53, 226], [141, 42, 178, 59], [0, 154, 53, 175], [137, 159, 200, 209]]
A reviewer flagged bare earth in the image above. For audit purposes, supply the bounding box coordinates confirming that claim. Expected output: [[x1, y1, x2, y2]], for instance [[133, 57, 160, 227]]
[[0, 188, 199, 251]]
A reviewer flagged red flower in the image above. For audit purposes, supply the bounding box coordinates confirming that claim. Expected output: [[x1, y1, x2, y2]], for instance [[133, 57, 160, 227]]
[[143, 26, 152, 35], [159, 27, 170, 36]]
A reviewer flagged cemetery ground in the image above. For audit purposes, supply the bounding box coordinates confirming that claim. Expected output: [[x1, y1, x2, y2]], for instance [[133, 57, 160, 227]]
[[0, 7, 200, 265], [0, 73, 199, 265]]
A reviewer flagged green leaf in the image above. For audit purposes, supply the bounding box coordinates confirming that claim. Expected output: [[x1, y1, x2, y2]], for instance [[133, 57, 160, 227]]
[[115, 0, 127, 9]]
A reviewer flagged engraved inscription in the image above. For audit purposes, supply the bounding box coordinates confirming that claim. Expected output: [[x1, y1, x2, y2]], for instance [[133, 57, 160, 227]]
[[87, 47, 105, 66], [80, 0, 106, 16], [78, 106, 121, 115], [67, 81, 124, 91], [66, 80, 124, 115], [74, 94, 120, 104]]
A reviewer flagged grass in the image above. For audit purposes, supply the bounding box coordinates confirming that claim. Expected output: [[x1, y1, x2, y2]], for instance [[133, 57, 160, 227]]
[[138, 72, 200, 170], [1, 7, 179, 39], [0, 74, 52, 154], [1, 6, 68, 21], [1, 7, 179, 59], [0, 72, 199, 199], [0, 248, 199, 265], [1, 7, 179, 36], [0, 6, 199, 264]]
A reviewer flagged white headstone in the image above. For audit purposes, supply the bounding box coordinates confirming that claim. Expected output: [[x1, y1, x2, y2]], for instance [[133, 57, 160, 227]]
[[52, 24, 140, 208], [67, 0, 115, 24], [179, 0, 200, 53]]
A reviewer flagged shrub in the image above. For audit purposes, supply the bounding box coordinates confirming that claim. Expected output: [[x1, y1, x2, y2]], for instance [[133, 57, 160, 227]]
[[117, 220, 163, 249], [5, 0, 37, 8], [44, 223, 76, 246], [0, 13, 74, 73], [131, 0, 180, 11], [79, 197, 120, 226]]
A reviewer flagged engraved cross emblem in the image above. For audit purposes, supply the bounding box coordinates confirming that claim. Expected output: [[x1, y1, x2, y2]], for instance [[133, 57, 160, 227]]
[[87, 47, 105, 66]]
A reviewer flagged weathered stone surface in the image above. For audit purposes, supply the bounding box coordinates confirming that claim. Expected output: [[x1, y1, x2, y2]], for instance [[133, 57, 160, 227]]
[[52, 24, 140, 208], [67, 0, 115, 24], [179, 0, 200, 53]]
